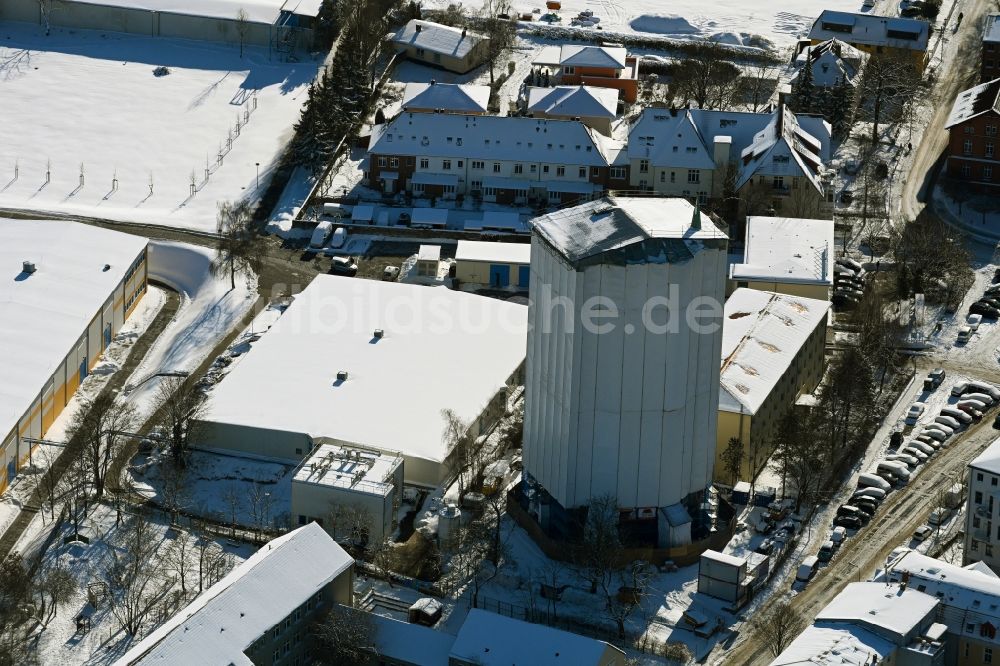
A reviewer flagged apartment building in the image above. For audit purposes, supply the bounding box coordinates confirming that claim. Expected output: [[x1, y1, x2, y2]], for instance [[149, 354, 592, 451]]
[[944, 77, 1000, 192], [965, 438, 1000, 573], [982, 15, 1000, 83]]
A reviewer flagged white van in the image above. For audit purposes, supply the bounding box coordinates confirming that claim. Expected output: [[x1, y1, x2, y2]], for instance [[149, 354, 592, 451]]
[[308, 219, 333, 250], [858, 473, 891, 492], [796, 555, 820, 582], [928, 508, 949, 526], [329, 226, 347, 249], [958, 326, 972, 343]]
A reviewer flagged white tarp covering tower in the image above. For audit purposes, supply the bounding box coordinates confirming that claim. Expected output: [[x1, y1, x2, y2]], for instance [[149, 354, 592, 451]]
[[522, 196, 727, 547]]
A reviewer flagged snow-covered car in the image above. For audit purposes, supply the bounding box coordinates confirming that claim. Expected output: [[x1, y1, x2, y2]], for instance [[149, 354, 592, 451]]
[[968, 313, 984, 331], [951, 381, 970, 397], [886, 452, 919, 468], [853, 486, 887, 501], [964, 392, 996, 407], [941, 407, 972, 424], [958, 326, 973, 343], [905, 402, 926, 425], [329, 256, 358, 276], [901, 446, 929, 462], [913, 525, 932, 542]]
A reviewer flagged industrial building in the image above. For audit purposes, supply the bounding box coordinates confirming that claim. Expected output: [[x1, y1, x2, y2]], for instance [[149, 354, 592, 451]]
[[194, 275, 527, 487], [0, 219, 147, 494], [728, 216, 835, 300], [454, 240, 531, 290], [291, 443, 404, 543], [521, 196, 727, 548], [0, 0, 320, 56], [717, 289, 830, 483], [116, 523, 354, 666]]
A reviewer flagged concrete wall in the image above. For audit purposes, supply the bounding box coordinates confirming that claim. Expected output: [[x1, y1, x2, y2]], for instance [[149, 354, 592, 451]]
[[292, 478, 398, 543], [728, 279, 831, 302], [455, 259, 529, 289], [0, 246, 146, 494], [193, 421, 313, 462], [523, 236, 727, 510]]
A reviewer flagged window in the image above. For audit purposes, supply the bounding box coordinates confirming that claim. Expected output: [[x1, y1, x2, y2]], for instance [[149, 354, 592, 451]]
[[975, 516, 982, 528], [556, 166, 565, 177], [457, 160, 463, 168], [273, 628, 280, 639], [963, 164, 973, 178], [542, 165, 549, 174], [493, 162, 501, 173], [986, 166, 994, 181], [442, 160, 452, 170], [988, 143, 995, 157], [419, 158, 429, 169], [639, 159, 649, 173], [274, 649, 281, 662], [472, 160, 484, 169], [579, 167, 586, 178], [298, 515, 307, 525], [994, 476, 998, 486], [377, 156, 387, 167], [434, 53, 441, 63], [980, 473, 986, 482], [514, 163, 523, 174], [687, 170, 700, 183], [470, 180, 481, 190], [670, 171, 676, 183], [483, 187, 496, 196], [965, 140, 975, 155], [965, 126, 975, 134], [978, 491, 985, 503], [592, 167, 600, 177], [530, 164, 537, 173], [660, 171, 666, 183], [389, 157, 398, 168], [974, 540, 980, 551], [610, 166, 626, 179], [987, 647, 994, 663], [563, 66, 575, 74], [989, 545, 995, 557], [988, 125, 999, 136]]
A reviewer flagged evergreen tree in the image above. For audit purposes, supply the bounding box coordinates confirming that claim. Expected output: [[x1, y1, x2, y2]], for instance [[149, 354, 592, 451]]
[[795, 48, 816, 114], [313, 0, 340, 51], [825, 76, 855, 139]]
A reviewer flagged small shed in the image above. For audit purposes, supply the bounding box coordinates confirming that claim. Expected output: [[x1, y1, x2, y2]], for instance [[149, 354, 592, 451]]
[[698, 550, 750, 607], [731, 481, 752, 505], [416, 245, 442, 277]]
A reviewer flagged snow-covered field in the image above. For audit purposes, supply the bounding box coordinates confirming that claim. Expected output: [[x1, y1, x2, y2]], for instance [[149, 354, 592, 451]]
[[0, 22, 319, 232], [423, 0, 873, 49]]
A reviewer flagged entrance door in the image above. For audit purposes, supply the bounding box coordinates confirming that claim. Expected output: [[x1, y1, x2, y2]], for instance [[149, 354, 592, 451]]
[[489, 264, 510, 287], [104, 322, 112, 347], [79, 359, 88, 384], [518, 265, 530, 289]]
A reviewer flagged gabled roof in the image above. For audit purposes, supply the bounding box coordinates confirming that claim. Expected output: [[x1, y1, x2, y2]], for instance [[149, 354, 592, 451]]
[[116, 524, 353, 666], [730, 216, 834, 287], [945, 78, 1000, 128], [737, 106, 828, 193], [530, 196, 725, 268], [793, 39, 862, 88], [369, 113, 610, 166], [720, 289, 831, 415], [392, 19, 486, 59], [401, 81, 490, 114], [808, 11, 929, 51], [559, 44, 627, 69], [526, 85, 618, 119], [771, 624, 894, 665], [449, 609, 624, 666]]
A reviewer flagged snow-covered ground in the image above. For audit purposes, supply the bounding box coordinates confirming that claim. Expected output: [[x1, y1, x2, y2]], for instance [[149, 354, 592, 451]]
[[122, 240, 256, 419], [0, 21, 319, 232]]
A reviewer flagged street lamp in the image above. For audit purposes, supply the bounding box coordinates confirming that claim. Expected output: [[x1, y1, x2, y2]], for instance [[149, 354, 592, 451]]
[[255, 162, 260, 190]]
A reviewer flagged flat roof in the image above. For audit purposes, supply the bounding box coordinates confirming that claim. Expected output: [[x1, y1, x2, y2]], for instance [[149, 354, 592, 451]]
[[202, 276, 527, 466], [117, 524, 352, 665], [417, 244, 442, 261], [701, 549, 746, 568], [971, 437, 1000, 475], [0, 219, 147, 442], [730, 216, 834, 286], [456, 241, 530, 265], [816, 582, 937, 637], [720, 289, 831, 415], [292, 443, 400, 496], [371, 614, 457, 666], [64, 0, 318, 23]]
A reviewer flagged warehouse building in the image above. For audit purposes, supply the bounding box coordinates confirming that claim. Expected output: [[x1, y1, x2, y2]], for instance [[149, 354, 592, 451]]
[[0, 219, 148, 494], [455, 240, 530, 290], [194, 275, 528, 487]]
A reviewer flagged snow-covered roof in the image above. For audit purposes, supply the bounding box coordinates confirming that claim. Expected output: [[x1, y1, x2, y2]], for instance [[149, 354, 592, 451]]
[[202, 276, 527, 467], [720, 289, 831, 415], [449, 609, 624, 666], [371, 613, 457, 666], [63, 0, 317, 23], [530, 196, 726, 268], [986, 14, 1000, 44], [560, 44, 627, 69], [417, 244, 442, 261], [792, 39, 863, 88], [736, 106, 828, 194], [701, 549, 746, 568], [369, 113, 611, 166], [967, 561, 1000, 578], [809, 11, 929, 51], [770, 625, 894, 666], [527, 85, 619, 119], [401, 82, 490, 114], [945, 78, 1000, 128], [816, 582, 937, 638], [0, 219, 147, 443], [456, 240, 531, 265], [292, 443, 400, 496], [730, 216, 834, 287], [392, 19, 486, 59], [116, 523, 352, 666], [971, 437, 1000, 474], [412, 209, 449, 226]]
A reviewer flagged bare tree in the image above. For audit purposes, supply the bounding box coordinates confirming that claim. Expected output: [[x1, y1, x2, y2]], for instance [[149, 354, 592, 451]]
[[223, 483, 242, 537], [369, 537, 395, 587], [235, 8, 250, 58], [34, 445, 62, 524], [164, 529, 195, 596], [103, 511, 171, 635], [478, 0, 516, 86], [856, 55, 921, 143], [604, 561, 650, 639], [247, 484, 276, 540], [159, 464, 191, 526], [739, 61, 777, 113], [60, 453, 91, 541], [442, 409, 474, 499], [892, 211, 973, 305], [34, 564, 76, 628], [662, 642, 693, 664], [670, 41, 742, 109], [753, 600, 806, 657], [212, 199, 266, 292], [155, 376, 207, 468], [37, 0, 54, 35], [68, 392, 137, 499], [770, 412, 823, 512], [313, 605, 377, 665], [720, 437, 744, 485], [572, 494, 621, 595]]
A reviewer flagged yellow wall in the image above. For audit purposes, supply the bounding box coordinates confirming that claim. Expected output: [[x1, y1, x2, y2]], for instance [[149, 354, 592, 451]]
[[726, 279, 831, 301]]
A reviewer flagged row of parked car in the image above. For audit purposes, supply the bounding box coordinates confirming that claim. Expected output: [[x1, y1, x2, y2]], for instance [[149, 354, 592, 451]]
[[832, 257, 865, 311], [967, 271, 1000, 320]]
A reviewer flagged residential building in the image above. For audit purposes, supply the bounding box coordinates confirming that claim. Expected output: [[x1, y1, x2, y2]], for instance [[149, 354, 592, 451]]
[[808, 11, 930, 70], [392, 19, 490, 74], [0, 219, 147, 494], [521, 197, 727, 548], [365, 113, 628, 205], [194, 275, 527, 487], [115, 523, 354, 666], [792, 39, 863, 89], [627, 105, 832, 214], [400, 81, 490, 115], [291, 443, 404, 543], [532, 44, 639, 102], [454, 240, 530, 290], [982, 15, 1000, 83], [944, 78, 1000, 192], [965, 437, 1000, 573], [728, 216, 835, 300], [717, 289, 830, 483], [526, 85, 619, 136], [883, 548, 1000, 665], [368, 608, 626, 666], [0, 0, 319, 53], [772, 582, 946, 665]]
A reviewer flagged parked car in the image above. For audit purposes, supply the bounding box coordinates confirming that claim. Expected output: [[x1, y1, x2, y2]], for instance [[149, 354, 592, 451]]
[[928, 368, 946, 385], [964, 392, 996, 407], [853, 487, 887, 501], [382, 265, 400, 281], [970, 302, 1000, 320], [981, 297, 1000, 310], [889, 430, 904, 449], [832, 293, 859, 310], [941, 407, 972, 424], [755, 539, 775, 555], [329, 226, 347, 249], [969, 381, 1000, 401], [913, 525, 933, 542], [958, 326, 973, 343], [923, 424, 953, 439], [878, 461, 911, 484], [831, 526, 848, 545], [308, 219, 333, 250], [928, 508, 949, 527], [905, 402, 926, 425], [329, 256, 358, 276], [797, 555, 820, 581], [837, 505, 871, 523], [934, 414, 962, 430], [857, 473, 891, 492], [993, 412, 1000, 430], [908, 440, 937, 455], [901, 446, 930, 463], [851, 496, 879, 514], [886, 452, 919, 468], [952, 381, 970, 397], [959, 397, 991, 411], [818, 541, 836, 562], [956, 403, 984, 421], [837, 257, 864, 273], [968, 313, 984, 331], [833, 514, 863, 530]]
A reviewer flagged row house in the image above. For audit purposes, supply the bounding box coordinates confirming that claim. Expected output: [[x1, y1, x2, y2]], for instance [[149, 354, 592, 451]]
[[626, 104, 833, 214], [365, 113, 629, 207], [944, 77, 1000, 192]]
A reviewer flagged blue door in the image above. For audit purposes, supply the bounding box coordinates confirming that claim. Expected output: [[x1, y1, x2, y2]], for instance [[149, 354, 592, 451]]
[[104, 323, 112, 347], [518, 265, 530, 289], [6, 461, 15, 486], [489, 264, 510, 287], [79, 359, 88, 383]]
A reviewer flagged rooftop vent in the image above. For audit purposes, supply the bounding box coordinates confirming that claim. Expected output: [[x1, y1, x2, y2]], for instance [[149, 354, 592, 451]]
[[415, 23, 422, 32], [336, 370, 349, 382], [374, 329, 384, 339], [22, 260, 36, 274]]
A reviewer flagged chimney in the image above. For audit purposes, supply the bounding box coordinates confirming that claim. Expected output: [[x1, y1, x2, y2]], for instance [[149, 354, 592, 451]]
[[415, 23, 422, 32], [22, 260, 36, 274], [336, 370, 349, 382], [374, 329, 385, 339], [430, 79, 436, 85]]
